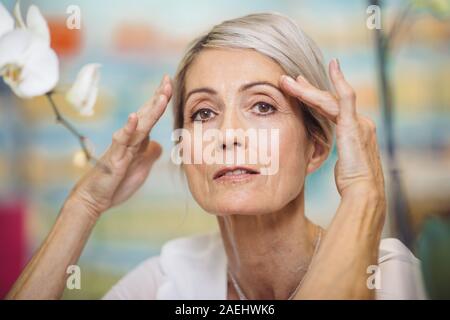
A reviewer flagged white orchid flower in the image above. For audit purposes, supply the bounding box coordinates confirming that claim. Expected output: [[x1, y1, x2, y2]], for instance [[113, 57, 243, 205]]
[[13, 1, 50, 44], [0, 1, 58, 98], [66, 64, 101, 116], [0, 3, 14, 38], [0, 29, 59, 98]]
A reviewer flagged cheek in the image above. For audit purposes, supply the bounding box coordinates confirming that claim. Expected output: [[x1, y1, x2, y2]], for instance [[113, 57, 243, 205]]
[[183, 163, 213, 208], [276, 119, 310, 182], [184, 163, 206, 190]]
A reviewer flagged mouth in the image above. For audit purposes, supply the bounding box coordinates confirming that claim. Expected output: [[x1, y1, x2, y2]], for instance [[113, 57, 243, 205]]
[[213, 166, 260, 182]]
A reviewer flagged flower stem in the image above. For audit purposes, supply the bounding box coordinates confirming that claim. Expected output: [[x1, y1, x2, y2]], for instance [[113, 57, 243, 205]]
[[45, 92, 110, 174]]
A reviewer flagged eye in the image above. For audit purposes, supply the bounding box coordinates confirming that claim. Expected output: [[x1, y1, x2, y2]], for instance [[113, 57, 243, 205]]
[[191, 108, 217, 122], [251, 102, 276, 115]]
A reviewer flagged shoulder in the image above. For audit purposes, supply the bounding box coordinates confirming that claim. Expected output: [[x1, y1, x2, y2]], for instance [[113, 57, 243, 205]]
[[159, 231, 223, 257], [103, 234, 425, 300], [102, 255, 163, 300], [157, 231, 227, 299], [375, 238, 427, 300], [102, 231, 225, 300]]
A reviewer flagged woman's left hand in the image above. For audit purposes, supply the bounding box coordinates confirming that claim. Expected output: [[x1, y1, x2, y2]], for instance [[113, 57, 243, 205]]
[[280, 59, 385, 202], [280, 60, 386, 299]]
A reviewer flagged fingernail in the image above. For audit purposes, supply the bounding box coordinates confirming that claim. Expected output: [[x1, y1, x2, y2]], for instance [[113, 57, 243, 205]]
[[164, 74, 171, 85], [282, 75, 297, 87], [334, 58, 341, 72]]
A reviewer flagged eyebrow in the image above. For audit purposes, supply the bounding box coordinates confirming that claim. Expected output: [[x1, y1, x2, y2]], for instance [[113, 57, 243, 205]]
[[184, 81, 281, 102]]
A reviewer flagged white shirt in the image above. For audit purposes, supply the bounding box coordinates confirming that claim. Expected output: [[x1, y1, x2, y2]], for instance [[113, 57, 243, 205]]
[[102, 231, 427, 300]]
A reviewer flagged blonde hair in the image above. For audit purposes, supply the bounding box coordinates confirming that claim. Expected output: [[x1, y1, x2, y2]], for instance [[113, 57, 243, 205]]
[[172, 12, 334, 150]]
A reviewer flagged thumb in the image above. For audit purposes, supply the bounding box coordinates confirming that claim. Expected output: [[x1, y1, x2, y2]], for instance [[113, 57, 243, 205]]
[[144, 140, 163, 163], [334, 160, 343, 195]]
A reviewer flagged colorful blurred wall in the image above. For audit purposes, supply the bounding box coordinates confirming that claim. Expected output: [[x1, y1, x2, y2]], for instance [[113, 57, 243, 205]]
[[0, 0, 449, 299]]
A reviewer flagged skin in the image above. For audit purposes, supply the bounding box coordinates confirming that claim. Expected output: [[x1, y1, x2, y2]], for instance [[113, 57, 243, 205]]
[[182, 48, 319, 216], [182, 49, 327, 299], [6, 48, 385, 300]]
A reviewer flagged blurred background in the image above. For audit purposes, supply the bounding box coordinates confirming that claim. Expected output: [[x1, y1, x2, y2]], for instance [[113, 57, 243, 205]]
[[0, 0, 449, 299]]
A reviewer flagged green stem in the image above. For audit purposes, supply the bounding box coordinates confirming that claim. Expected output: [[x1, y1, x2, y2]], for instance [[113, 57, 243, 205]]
[[45, 92, 110, 173]]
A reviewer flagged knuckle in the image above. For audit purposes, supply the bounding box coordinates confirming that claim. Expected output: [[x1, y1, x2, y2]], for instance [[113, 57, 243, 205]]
[[340, 86, 356, 101], [293, 90, 304, 100], [322, 93, 335, 104], [158, 93, 167, 103], [362, 116, 377, 133], [135, 126, 147, 136], [112, 130, 122, 143]]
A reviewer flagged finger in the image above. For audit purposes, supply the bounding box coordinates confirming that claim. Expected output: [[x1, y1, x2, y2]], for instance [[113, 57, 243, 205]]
[[354, 116, 384, 193], [133, 75, 173, 143], [144, 140, 163, 162], [133, 76, 171, 150], [328, 59, 357, 123], [151, 74, 172, 101], [280, 74, 339, 123], [109, 112, 138, 161], [161, 74, 173, 97], [360, 117, 378, 165], [137, 135, 150, 153], [124, 141, 163, 183], [360, 117, 376, 176], [361, 116, 384, 191], [371, 135, 384, 191], [367, 128, 384, 194]]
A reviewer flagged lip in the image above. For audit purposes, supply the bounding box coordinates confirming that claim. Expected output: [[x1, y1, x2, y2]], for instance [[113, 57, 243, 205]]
[[213, 166, 260, 182]]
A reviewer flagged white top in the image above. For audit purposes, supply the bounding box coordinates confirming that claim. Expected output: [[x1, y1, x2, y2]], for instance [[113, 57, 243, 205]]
[[102, 231, 427, 300]]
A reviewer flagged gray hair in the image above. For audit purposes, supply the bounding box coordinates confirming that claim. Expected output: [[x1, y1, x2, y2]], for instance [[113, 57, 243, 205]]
[[172, 12, 334, 150]]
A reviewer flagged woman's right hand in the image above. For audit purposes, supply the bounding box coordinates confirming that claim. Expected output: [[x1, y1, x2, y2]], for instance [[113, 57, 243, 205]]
[[69, 75, 173, 219]]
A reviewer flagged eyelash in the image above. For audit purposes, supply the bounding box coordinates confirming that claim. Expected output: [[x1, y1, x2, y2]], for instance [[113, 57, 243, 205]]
[[250, 102, 276, 116], [190, 108, 218, 122], [190, 101, 277, 122]]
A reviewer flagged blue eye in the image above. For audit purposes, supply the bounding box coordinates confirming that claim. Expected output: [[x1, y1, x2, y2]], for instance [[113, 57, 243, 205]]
[[191, 108, 217, 122], [252, 102, 276, 115]]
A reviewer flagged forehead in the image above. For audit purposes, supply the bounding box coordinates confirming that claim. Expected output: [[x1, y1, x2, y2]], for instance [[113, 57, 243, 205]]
[[185, 48, 285, 93]]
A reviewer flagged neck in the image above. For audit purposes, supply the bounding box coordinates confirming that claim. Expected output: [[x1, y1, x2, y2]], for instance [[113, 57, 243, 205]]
[[217, 190, 320, 300]]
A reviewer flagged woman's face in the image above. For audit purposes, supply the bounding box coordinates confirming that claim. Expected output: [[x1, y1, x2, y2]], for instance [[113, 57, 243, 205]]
[[181, 48, 320, 215]]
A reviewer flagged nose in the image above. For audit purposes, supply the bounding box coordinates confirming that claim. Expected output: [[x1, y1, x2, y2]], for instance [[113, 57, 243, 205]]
[[221, 139, 241, 151], [216, 107, 246, 152]]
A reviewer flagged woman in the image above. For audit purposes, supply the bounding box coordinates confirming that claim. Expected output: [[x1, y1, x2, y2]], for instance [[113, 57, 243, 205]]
[[7, 13, 425, 300]]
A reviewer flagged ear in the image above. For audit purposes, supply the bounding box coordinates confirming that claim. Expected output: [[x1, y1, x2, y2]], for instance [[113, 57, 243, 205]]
[[306, 139, 329, 175]]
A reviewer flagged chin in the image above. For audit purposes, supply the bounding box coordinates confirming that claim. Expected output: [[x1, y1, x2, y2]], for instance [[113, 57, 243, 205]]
[[188, 177, 287, 216], [204, 194, 278, 216]]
